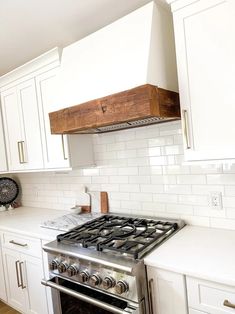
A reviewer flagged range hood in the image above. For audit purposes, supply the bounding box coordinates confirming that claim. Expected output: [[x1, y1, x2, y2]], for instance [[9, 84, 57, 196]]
[[50, 2, 180, 134], [49, 84, 180, 134]]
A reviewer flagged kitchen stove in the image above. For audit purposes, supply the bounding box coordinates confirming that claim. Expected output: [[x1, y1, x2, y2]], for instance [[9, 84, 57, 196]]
[[42, 214, 185, 314]]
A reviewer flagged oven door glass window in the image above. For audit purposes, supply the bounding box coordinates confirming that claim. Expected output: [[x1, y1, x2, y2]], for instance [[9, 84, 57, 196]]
[[57, 277, 129, 314]]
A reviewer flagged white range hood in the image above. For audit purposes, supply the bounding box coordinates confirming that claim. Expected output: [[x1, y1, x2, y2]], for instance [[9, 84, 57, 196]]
[[55, 1, 178, 111]]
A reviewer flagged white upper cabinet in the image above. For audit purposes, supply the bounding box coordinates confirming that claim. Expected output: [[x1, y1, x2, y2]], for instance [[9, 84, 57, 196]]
[[170, 0, 235, 161], [0, 107, 7, 172], [36, 68, 70, 169], [56, 1, 178, 109], [1, 79, 44, 171], [0, 48, 94, 172]]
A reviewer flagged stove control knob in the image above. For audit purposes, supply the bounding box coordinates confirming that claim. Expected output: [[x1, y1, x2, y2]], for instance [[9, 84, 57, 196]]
[[58, 261, 69, 274], [115, 280, 129, 294], [89, 274, 102, 286], [67, 264, 79, 277], [79, 271, 89, 283], [103, 276, 116, 290], [49, 259, 60, 271]]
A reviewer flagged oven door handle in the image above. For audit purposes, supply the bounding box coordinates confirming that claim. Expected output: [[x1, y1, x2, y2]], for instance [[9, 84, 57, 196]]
[[41, 279, 138, 314]]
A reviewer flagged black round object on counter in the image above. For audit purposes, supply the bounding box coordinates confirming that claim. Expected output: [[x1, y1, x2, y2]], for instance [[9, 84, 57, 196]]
[[0, 177, 19, 205]]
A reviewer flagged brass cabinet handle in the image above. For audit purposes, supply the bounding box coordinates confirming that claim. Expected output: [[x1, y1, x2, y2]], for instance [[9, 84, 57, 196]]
[[182, 109, 191, 149], [15, 260, 21, 288], [9, 240, 28, 247], [17, 141, 23, 163], [61, 135, 68, 160], [148, 279, 154, 314], [19, 261, 26, 289], [17, 141, 27, 163], [224, 299, 235, 309]]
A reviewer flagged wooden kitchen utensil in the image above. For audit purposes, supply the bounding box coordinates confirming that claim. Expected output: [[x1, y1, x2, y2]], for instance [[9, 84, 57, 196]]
[[100, 192, 109, 213]]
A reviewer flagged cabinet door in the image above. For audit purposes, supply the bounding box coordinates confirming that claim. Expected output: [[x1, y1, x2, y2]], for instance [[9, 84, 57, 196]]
[[3, 248, 26, 312], [1, 86, 25, 171], [17, 79, 44, 170], [173, 0, 235, 161], [23, 254, 48, 314], [147, 267, 188, 314], [36, 68, 70, 169], [1, 79, 44, 171], [0, 107, 7, 172], [0, 237, 7, 302]]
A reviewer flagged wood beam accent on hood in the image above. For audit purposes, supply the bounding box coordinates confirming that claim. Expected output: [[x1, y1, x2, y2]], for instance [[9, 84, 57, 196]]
[[49, 84, 180, 134]]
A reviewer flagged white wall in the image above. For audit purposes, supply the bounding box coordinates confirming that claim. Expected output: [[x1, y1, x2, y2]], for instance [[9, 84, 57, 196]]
[[15, 121, 235, 230]]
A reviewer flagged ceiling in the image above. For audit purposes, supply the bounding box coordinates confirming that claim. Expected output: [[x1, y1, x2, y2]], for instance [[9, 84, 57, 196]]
[[0, 0, 164, 76]]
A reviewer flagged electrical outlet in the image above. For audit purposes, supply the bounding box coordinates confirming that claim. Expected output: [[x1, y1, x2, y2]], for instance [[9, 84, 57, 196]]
[[210, 192, 223, 210]]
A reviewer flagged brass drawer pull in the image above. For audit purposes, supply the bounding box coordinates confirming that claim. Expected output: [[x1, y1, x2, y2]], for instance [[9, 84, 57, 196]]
[[224, 299, 235, 309], [148, 279, 154, 314], [15, 260, 21, 288], [61, 135, 68, 160], [182, 109, 191, 149], [9, 240, 28, 247], [19, 261, 26, 289], [17, 141, 27, 163]]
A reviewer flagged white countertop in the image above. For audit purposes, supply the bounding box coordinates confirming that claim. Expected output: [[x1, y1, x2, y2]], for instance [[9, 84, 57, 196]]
[[0, 207, 70, 241], [145, 225, 235, 287]]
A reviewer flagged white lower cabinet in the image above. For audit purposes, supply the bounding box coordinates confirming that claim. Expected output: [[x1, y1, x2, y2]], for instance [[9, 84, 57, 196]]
[[0, 231, 50, 314], [147, 267, 188, 314], [187, 277, 235, 314], [0, 237, 7, 302], [2, 245, 48, 314], [147, 267, 235, 314]]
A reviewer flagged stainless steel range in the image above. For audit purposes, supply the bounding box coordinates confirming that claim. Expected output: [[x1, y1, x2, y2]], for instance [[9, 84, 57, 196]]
[[42, 214, 185, 314]]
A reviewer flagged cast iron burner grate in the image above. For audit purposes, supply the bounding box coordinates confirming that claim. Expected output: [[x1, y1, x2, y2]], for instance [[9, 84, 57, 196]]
[[57, 215, 178, 259]]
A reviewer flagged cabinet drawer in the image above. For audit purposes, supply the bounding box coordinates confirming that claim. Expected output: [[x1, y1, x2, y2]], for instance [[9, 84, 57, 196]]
[[187, 277, 235, 314], [2, 232, 41, 258]]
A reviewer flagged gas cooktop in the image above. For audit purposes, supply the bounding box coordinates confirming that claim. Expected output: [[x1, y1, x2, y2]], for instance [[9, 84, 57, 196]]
[[56, 214, 182, 259]]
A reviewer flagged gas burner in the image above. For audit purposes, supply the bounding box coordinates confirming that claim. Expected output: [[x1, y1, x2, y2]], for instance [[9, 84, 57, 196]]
[[57, 215, 179, 259]]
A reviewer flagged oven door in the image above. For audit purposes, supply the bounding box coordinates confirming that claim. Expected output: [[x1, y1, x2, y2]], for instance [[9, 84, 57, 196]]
[[42, 277, 144, 314]]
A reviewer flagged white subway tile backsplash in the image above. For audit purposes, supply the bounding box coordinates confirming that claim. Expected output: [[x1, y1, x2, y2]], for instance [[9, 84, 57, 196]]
[[127, 157, 149, 166], [166, 203, 193, 215], [207, 174, 235, 185], [116, 150, 137, 159], [140, 184, 164, 193], [178, 195, 208, 206], [129, 176, 151, 184], [109, 176, 129, 184], [14, 121, 235, 230], [152, 194, 178, 204], [117, 167, 138, 176], [142, 202, 166, 212], [91, 176, 109, 184], [121, 200, 141, 211], [164, 184, 192, 194], [177, 175, 206, 185], [139, 166, 162, 175], [149, 156, 167, 166], [151, 175, 176, 185], [130, 193, 152, 202], [120, 184, 140, 193], [192, 185, 224, 195]]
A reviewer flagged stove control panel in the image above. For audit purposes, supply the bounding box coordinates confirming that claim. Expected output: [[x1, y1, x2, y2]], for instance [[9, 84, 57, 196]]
[[48, 254, 137, 299]]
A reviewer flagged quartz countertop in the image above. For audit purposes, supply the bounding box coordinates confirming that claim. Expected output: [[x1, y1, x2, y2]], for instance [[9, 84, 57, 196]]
[[144, 225, 235, 287], [0, 206, 71, 241]]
